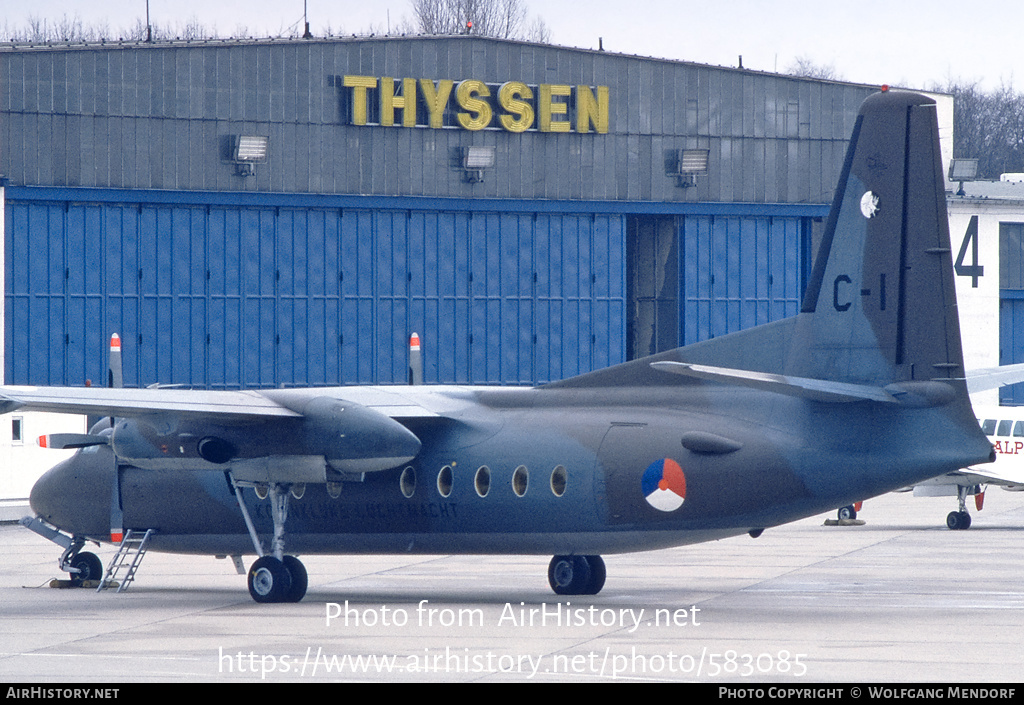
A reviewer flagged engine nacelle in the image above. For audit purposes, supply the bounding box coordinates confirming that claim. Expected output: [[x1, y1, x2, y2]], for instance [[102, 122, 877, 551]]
[[107, 396, 421, 476], [297, 397, 421, 473]]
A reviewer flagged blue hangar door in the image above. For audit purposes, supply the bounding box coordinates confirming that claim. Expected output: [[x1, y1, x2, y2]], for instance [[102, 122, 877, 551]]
[[627, 214, 812, 360], [4, 194, 627, 388], [1000, 221, 1024, 405]]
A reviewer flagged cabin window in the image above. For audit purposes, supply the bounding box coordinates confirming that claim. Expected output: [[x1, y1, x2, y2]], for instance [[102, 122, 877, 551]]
[[550, 465, 567, 497], [11, 417, 22, 444], [512, 465, 529, 497], [400, 466, 416, 498], [437, 465, 453, 498], [474, 466, 490, 497], [998, 420, 1013, 436]]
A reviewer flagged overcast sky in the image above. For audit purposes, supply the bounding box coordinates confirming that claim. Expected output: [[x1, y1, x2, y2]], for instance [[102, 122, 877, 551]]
[[1, 0, 1018, 91]]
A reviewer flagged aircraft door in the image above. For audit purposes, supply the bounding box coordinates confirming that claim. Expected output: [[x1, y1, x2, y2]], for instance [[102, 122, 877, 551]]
[[596, 422, 699, 525]]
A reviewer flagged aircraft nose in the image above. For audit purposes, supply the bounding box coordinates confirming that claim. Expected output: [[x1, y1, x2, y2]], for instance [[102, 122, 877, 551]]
[[30, 452, 113, 537], [29, 461, 67, 525]]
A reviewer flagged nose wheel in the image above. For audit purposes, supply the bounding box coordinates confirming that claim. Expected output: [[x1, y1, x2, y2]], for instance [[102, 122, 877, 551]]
[[67, 550, 103, 587]]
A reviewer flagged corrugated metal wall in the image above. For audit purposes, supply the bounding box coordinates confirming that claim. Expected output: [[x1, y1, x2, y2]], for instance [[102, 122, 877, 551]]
[[0, 37, 874, 203], [681, 215, 809, 344], [0, 37, 862, 388], [1000, 222, 1024, 404], [5, 193, 626, 387]]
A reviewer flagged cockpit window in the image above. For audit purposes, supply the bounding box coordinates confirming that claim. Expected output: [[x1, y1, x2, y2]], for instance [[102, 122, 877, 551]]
[[1015, 421, 1024, 437], [981, 419, 997, 435], [998, 420, 1013, 436]]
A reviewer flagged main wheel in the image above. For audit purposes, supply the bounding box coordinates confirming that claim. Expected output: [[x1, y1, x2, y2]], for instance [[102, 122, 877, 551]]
[[582, 555, 606, 595], [946, 510, 972, 530], [548, 555, 606, 595], [248, 556, 293, 603], [548, 555, 590, 595], [838, 505, 857, 521], [282, 556, 308, 603], [68, 551, 103, 587]]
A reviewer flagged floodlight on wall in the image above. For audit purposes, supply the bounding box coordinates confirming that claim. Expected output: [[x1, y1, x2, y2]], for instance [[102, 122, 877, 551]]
[[668, 149, 709, 188], [463, 146, 495, 183], [233, 135, 269, 177], [948, 158, 978, 196]]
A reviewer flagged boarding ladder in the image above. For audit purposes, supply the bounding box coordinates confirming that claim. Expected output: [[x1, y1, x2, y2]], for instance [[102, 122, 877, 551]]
[[97, 529, 154, 593]]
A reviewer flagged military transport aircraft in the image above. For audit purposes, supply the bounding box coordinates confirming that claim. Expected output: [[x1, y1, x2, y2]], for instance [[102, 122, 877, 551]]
[[4, 89, 1010, 603]]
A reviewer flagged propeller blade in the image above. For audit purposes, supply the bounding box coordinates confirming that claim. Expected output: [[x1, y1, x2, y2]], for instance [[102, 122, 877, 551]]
[[108, 333, 125, 543], [38, 433, 110, 449], [408, 332, 423, 385], [108, 333, 123, 389]]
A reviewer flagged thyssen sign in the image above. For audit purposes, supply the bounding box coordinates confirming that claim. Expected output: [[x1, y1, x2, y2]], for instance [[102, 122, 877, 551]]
[[337, 75, 610, 134]]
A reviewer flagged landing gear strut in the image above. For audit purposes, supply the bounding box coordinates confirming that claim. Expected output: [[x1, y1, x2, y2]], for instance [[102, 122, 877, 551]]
[[946, 485, 973, 530], [233, 477, 308, 603], [548, 555, 606, 595]]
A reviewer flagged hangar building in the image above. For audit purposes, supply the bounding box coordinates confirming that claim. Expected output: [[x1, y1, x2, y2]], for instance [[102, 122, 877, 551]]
[[0, 34, 886, 393]]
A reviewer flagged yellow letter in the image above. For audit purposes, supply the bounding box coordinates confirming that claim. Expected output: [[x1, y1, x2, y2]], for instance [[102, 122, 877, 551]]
[[576, 85, 609, 134], [456, 79, 492, 131], [497, 81, 534, 133], [343, 75, 377, 125], [381, 77, 418, 127], [420, 79, 454, 129], [538, 84, 571, 132]]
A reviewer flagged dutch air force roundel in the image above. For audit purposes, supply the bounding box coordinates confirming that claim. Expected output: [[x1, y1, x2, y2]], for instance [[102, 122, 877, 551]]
[[641, 458, 687, 512]]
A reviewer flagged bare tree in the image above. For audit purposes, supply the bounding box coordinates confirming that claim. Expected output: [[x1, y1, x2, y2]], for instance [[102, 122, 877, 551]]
[[524, 15, 550, 43], [934, 78, 1024, 179], [785, 56, 843, 81], [409, 0, 547, 41]]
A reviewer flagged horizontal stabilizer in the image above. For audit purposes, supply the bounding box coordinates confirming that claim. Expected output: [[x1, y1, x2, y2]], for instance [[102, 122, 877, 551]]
[[964, 363, 1024, 394], [650, 361, 899, 403]]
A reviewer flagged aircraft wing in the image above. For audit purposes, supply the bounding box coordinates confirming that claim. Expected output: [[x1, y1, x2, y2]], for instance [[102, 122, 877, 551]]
[[960, 463, 1024, 487], [916, 465, 1024, 489], [0, 385, 443, 421], [0, 385, 303, 419]]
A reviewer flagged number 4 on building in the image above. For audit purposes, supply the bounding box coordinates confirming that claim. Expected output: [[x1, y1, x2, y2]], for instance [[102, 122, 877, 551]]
[[954, 215, 983, 288]]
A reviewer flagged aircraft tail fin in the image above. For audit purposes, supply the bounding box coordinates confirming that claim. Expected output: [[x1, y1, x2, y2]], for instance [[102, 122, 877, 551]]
[[783, 88, 965, 388], [550, 90, 973, 403]]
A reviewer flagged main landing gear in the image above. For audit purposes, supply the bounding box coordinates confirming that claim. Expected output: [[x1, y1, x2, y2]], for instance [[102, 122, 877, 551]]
[[547, 555, 606, 595], [233, 477, 308, 603], [946, 485, 975, 530], [837, 504, 858, 521]]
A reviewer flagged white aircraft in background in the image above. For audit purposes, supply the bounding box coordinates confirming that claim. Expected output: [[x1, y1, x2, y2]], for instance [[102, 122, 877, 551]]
[[837, 366, 1024, 529], [909, 406, 1024, 530]]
